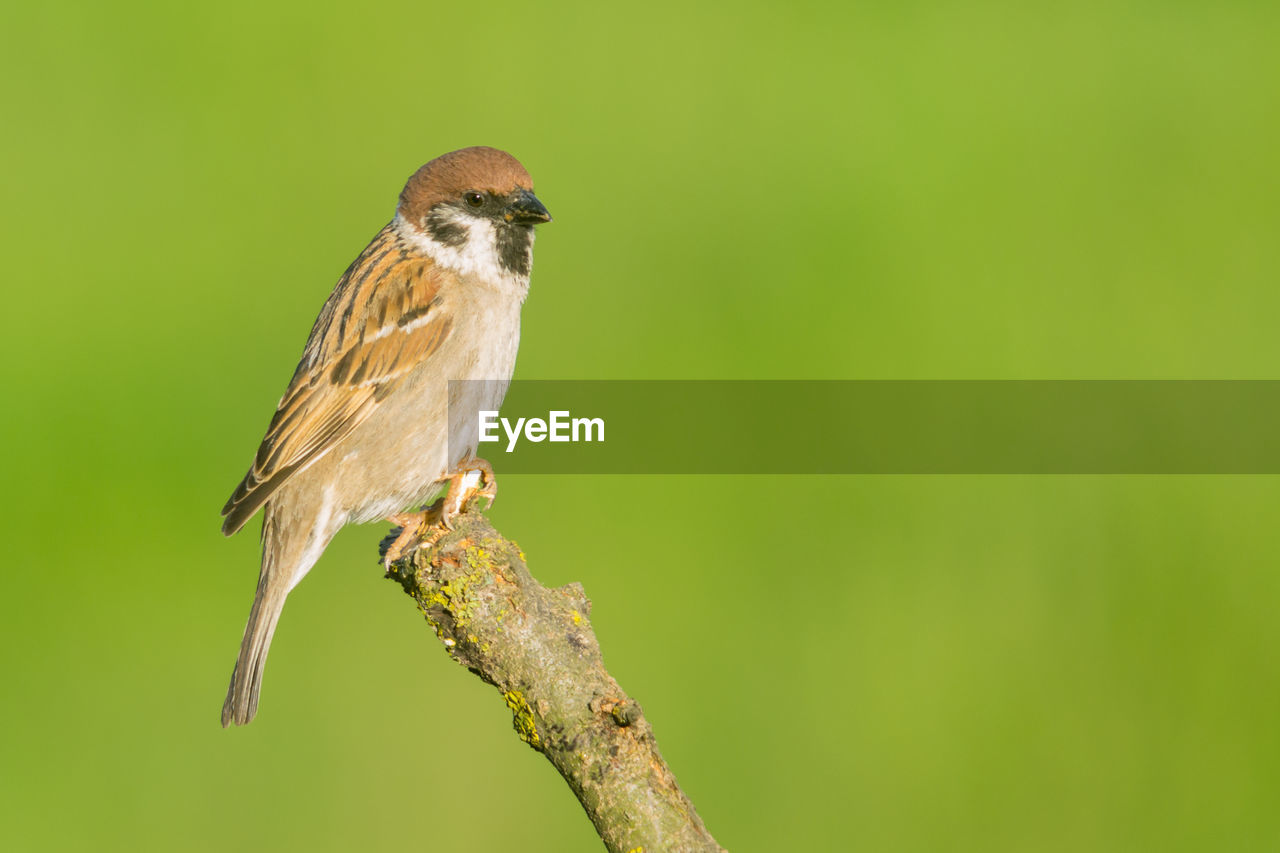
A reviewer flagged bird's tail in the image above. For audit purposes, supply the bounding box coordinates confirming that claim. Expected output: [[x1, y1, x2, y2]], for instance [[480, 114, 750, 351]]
[[221, 503, 330, 727], [221, 573, 287, 727]]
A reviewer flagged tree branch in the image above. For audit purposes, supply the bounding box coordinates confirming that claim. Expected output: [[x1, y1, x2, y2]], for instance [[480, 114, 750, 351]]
[[381, 507, 725, 853]]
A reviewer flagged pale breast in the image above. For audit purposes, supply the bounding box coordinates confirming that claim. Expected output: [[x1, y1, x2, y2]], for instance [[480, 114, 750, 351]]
[[328, 280, 524, 524]]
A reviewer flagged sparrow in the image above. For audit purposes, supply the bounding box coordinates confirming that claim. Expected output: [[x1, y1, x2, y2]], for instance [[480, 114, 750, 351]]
[[219, 146, 551, 727]]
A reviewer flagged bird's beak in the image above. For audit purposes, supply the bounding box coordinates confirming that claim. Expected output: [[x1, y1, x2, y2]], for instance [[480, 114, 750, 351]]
[[504, 189, 552, 225]]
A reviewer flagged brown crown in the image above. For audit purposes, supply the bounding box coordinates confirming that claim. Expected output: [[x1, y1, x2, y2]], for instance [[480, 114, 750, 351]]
[[398, 147, 534, 219]]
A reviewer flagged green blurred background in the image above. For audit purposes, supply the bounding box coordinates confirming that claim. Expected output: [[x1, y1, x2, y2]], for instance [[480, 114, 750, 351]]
[[2, 1, 1278, 850]]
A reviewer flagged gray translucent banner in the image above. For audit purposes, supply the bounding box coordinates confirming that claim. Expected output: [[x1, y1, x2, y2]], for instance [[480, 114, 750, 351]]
[[447, 381, 1280, 473]]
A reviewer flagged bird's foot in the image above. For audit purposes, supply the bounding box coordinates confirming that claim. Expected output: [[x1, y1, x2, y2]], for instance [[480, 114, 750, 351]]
[[439, 457, 498, 529], [382, 502, 448, 568], [381, 459, 497, 566]]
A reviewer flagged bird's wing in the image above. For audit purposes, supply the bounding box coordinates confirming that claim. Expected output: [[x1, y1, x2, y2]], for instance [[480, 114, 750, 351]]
[[221, 228, 453, 535]]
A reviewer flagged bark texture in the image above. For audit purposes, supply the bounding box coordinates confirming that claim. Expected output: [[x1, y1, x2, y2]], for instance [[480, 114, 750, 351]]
[[381, 508, 725, 853]]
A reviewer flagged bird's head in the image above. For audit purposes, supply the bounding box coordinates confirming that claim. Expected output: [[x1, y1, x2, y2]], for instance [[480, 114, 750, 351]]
[[395, 147, 551, 284]]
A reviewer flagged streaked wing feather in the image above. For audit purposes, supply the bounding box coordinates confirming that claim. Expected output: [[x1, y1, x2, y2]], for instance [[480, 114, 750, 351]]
[[222, 234, 451, 535]]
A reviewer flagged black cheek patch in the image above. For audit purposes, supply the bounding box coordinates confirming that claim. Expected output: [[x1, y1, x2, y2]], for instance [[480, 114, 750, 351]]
[[496, 225, 533, 277], [425, 210, 468, 247]]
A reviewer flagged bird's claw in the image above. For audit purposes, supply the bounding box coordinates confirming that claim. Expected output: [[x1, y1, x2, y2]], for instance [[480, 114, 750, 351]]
[[381, 459, 497, 568], [441, 458, 497, 524], [382, 502, 446, 568]]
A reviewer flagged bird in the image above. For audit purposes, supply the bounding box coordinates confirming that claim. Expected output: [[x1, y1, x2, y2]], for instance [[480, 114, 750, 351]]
[[219, 146, 551, 727]]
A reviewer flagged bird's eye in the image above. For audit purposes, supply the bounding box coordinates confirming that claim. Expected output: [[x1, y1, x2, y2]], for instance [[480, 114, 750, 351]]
[[464, 191, 485, 208]]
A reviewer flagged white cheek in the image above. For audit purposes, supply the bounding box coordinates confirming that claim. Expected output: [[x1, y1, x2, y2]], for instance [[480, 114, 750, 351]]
[[393, 211, 530, 297]]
